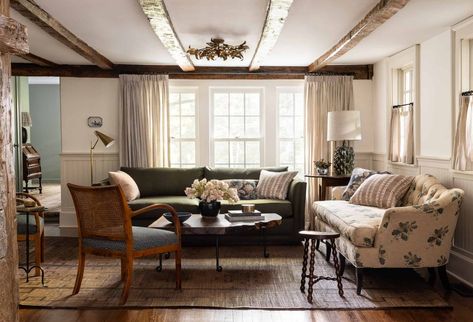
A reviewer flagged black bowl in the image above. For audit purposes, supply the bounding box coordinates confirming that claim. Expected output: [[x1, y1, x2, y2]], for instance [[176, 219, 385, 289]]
[[163, 212, 191, 224]]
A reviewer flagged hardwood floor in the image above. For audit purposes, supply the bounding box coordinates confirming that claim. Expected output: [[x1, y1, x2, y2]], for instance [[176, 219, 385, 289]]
[[19, 288, 473, 322]]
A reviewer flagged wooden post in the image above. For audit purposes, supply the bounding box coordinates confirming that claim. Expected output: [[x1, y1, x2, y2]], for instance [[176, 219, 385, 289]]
[[0, 0, 28, 320]]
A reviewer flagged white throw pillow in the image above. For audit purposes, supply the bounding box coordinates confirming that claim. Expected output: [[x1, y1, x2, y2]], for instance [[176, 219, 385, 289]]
[[108, 170, 140, 201], [257, 170, 297, 200]]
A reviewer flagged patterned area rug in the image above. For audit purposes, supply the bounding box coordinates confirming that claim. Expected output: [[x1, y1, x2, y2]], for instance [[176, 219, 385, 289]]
[[19, 237, 449, 309]]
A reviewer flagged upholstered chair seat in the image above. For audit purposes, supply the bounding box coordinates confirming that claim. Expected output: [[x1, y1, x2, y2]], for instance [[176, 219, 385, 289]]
[[17, 213, 44, 234]]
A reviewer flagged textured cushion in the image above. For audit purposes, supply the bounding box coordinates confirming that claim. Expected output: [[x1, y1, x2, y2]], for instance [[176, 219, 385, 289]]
[[128, 196, 199, 219], [222, 179, 258, 200], [83, 226, 177, 252], [401, 174, 449, 206], [220, 199, 293, 218], [350, 174, 414, 209], [204, 166, 288, 180], [313, 200, 385, 247], [17, 214, 44, 234], [342, 168, 377, 200], [120, 167, 205, 197], [257, 170, 297, 200], [109, 170, 140, 201]]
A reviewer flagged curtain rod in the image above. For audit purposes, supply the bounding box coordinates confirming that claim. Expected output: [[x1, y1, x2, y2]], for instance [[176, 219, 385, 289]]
[[462, 91, 473, 96], [392, 102, 414, 108]]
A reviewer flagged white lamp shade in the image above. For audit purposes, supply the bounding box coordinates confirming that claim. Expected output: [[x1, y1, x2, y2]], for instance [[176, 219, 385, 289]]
[[327, 110, 362, 141]]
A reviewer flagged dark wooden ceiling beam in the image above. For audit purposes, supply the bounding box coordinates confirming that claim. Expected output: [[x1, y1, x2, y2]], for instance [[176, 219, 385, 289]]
[[11, 64, 373, 79], [16, 52, 56, 66], [308, 0, 410, 72], [11, 0, 113, 69]]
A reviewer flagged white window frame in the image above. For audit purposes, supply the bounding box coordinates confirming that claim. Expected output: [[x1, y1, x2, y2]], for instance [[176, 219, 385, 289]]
[[169, 86, 199, 168], [209, 87, 265, 167], [276, 86, 305, 174]]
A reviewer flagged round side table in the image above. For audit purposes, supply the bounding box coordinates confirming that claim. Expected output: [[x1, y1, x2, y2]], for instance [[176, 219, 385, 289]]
[[299, 230, 343, 303]]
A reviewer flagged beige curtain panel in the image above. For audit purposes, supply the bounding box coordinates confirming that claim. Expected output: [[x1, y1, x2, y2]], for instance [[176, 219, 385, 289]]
[[388, 104, 414, 164], [119, 74, 170, 168], [304, 75, 354, 228], [453, 93, 473, 171]]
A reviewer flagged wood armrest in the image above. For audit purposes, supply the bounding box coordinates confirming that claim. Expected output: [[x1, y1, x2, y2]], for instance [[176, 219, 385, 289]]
[[132, 204, 181, 236]]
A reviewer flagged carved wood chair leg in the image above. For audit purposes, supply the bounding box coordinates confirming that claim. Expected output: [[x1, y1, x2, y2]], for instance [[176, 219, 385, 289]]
[[325, 241, 331, 262], [120, 256, 133, 305], [356, 267, 363, 295], [175, 249, 182, 290], [427, 267, 436, 285], [73, 251, 85, 295], [339, 253, 346, 277], [34, 235, 42, 276], [438, 265, 451, 291]]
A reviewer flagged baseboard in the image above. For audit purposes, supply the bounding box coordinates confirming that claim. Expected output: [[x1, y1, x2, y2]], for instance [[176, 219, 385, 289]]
[[59, 226, 78, 237]]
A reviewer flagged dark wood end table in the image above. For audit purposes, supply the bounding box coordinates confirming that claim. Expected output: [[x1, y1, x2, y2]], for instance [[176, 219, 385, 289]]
[[305, 174, 351, 200]]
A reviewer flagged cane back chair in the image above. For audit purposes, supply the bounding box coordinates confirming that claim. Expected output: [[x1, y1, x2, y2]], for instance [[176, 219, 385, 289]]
[[67, 183, 182, 304]]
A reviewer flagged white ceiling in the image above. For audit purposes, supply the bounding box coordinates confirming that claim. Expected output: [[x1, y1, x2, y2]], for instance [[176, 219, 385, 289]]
[[10, 0, 473, 67]]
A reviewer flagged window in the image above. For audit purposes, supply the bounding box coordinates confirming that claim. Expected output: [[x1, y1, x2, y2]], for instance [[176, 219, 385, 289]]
[[211, 89, 262, 168], [277, 90, 304, 174], [400, 67, 413, 104], [169, 89, 197, 167]]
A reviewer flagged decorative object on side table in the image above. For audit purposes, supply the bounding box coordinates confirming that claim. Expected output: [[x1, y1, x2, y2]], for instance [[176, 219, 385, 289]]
[[89, 130, 114, 185], [185, 179, 239, 217], [314, 159, 331, 175], [327, 111, 362, 175]]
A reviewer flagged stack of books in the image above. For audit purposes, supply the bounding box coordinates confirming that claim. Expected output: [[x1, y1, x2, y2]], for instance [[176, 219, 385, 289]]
[[225, 210, 264, 222]]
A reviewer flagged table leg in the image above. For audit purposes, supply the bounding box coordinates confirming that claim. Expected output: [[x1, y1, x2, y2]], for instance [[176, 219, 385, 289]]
[[215, 236, 222, 272], [18, 212, 45, 286], [307, 239, 316, 304], [300, 238, 309, 292], [321, 181, 327, 200], [156, 253, 163, 272], [261, 225, 269, 258], [331, 240, 344, 297]]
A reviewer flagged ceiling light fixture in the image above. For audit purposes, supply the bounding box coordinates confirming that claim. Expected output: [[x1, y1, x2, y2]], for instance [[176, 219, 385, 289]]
[[138, 0, 195, 71], [250, 0, 294, 71], [187, 38, 249, 61]]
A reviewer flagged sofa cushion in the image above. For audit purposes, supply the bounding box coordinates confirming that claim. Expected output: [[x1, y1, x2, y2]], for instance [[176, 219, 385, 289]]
[[350, 174, 414, 209], [204, 166, 288, 180], [222, 179, 258, 200], [108, 170, 140, 201], [128, 196, 199, 219], [257, 170, 297, 200], [313, 200, 385, 247], [342, 168, 376, 201], [220, 199, 293, 218], [121, 167, 205, 197]]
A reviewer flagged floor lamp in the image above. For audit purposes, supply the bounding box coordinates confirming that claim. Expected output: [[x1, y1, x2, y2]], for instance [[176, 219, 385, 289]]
[[90, 130, 114, 185], [327, 111, 362, 175]]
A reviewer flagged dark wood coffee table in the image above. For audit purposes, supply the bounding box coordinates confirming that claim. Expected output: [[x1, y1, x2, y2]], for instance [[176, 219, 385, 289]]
[[149, 213, 282, 272]]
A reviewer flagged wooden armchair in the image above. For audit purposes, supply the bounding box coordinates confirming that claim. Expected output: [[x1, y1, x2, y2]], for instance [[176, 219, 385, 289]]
[[67, 183, 182, 305], [16, 192, 45, 276]]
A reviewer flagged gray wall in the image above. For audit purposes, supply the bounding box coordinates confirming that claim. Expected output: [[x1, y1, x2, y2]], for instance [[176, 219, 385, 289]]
[[30, 84, 61, 182]]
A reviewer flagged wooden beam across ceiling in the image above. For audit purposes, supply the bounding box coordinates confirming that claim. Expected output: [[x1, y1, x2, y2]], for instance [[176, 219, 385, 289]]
[[16, 52, 56, 66], [138, 0, 194, 72], [11, 0, 114, 69], [11, 63, 373, 80], [249, 0, 294, 71], [308, 0, 410, 72]]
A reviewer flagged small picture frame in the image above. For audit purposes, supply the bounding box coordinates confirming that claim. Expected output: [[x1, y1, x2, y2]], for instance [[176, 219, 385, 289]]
[[87, 116, 103, 128]]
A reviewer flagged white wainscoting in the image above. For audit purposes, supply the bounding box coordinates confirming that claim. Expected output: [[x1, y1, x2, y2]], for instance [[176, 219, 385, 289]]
[[60, 153, 120, 236]]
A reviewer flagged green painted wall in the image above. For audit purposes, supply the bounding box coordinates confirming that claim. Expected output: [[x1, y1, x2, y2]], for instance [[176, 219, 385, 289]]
[[29, 84, 61, 182]]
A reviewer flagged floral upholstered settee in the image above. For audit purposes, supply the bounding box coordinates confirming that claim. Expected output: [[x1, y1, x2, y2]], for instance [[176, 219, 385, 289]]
[[312, 174, 464, 294]]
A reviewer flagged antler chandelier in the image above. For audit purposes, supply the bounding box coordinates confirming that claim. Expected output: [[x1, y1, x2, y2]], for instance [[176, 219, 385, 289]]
[[187, 38, 249, 61]]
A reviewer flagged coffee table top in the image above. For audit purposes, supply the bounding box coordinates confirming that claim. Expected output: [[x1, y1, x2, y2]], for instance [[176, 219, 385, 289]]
[[149, 213, 282, 235]]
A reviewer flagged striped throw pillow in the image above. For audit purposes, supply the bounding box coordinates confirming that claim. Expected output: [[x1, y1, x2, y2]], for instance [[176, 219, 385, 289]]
[[349, 174, 413, 209], [257, 170, 297, 200]]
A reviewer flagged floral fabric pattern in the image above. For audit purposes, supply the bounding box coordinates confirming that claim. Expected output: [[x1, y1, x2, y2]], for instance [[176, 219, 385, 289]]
[[342, 168, 377, 201], [222, 179, 258, 200], [313, 174, 464, 269]]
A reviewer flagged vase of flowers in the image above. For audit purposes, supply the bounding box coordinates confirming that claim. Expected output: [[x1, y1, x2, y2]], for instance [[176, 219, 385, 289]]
[[314, 159, 331, 175], [185, 179, 239, 217]]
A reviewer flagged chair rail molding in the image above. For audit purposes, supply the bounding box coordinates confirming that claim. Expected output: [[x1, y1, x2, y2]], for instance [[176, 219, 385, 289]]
[[60, 152, 119, 236]]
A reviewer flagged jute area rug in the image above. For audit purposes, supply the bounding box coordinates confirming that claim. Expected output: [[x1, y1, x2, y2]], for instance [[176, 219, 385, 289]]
[[19, 237, 449, 309]]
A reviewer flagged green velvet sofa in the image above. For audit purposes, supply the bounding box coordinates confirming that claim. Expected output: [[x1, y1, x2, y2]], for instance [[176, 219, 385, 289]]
[[120, 166, 307, 244]]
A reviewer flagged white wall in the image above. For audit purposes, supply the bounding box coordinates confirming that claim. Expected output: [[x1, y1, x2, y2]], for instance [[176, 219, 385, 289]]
[[372, 60, 388, 154], [353, 80, 374, 153], [60, 78, 119, 153], [420, 30, 453, 159]]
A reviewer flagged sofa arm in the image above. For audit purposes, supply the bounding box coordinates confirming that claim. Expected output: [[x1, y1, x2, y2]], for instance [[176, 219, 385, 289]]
[[287, 177, 307, 231], [331, 186, 346, 200], [374, 189, 464, 267]]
